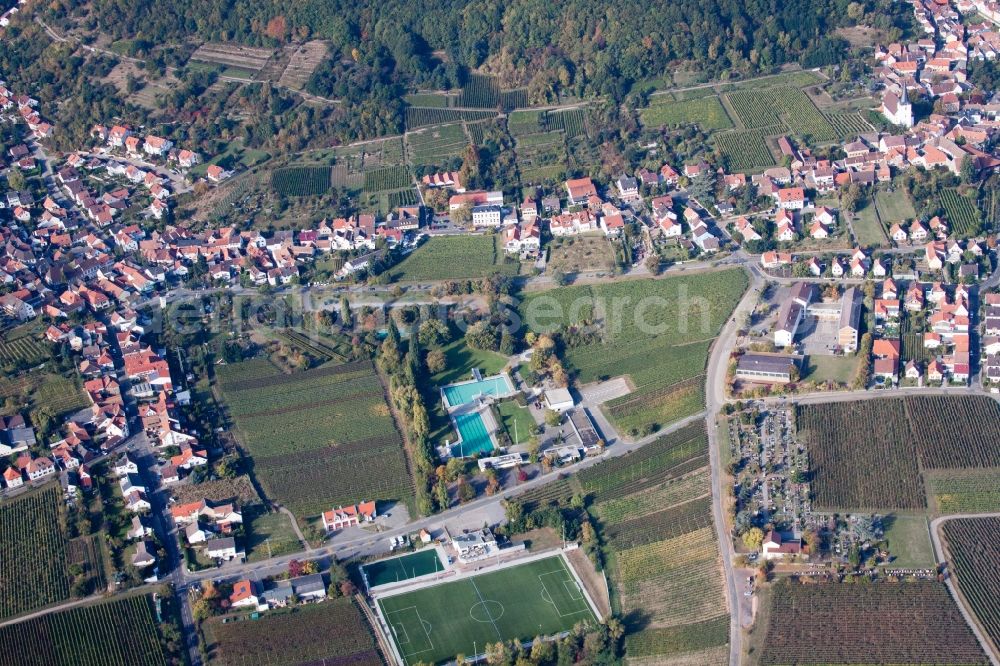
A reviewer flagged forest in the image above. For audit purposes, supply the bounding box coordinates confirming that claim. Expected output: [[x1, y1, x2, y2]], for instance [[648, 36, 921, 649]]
[[45, 0, 910, 104], [0, 0, 913, 156]]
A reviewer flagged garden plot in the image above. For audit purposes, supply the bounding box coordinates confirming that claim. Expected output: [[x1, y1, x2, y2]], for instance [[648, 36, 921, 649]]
[[515, 131, 568, 185], [640, 94, 733, 131], [277, 40, 329, 90], [190, 43, 275, 78]]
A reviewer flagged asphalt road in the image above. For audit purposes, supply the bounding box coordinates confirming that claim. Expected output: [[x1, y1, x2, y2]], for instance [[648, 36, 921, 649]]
[[705, 266, 762, 665]]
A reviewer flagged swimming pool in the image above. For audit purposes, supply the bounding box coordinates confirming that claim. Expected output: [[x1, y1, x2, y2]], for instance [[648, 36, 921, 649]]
[[450, 411, 495, 457], [441, 374, 513, 408]]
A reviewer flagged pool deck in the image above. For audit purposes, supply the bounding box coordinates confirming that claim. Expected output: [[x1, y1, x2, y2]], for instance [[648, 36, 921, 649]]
[[440, 372, 515, 411], [439, 371, 514, 458], [449, 407, 501, 458]]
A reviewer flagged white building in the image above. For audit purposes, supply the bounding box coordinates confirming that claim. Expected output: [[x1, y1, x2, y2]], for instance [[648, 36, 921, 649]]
[[543, 387, 575, 412], [471, 205, 502, 227]]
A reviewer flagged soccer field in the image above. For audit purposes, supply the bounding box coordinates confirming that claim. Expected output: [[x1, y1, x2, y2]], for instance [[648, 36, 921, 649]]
[[364, 549, 446, 588], [377, 555, 596, 664]]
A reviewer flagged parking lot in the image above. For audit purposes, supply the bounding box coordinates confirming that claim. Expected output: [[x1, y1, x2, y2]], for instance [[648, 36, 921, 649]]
[[796, 315, 841, 356]]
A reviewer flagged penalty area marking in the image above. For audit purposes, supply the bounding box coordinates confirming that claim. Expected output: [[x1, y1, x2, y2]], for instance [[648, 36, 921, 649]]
[[386, 606, 435, 659], [538, 570, 591, 618]]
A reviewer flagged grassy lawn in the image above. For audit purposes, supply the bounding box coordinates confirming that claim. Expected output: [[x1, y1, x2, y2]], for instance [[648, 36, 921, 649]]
[[640, 95, 733, 130], [190, 142, 270, 177], [883, 514, 934, 568], [378, 555, 595, 665], [875, 188, 916, 225], [430, 340, 508, 387], [852, 201, 886, 247], [497, 400, 536, 446], [423, 340, 508, 449], [404, 93, 451, 108], [245, 507, 304, 562], [803, 354, 860, 385]]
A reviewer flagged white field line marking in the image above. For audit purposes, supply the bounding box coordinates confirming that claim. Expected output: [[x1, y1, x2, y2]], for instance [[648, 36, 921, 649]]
[[469, 577, 504, 640]]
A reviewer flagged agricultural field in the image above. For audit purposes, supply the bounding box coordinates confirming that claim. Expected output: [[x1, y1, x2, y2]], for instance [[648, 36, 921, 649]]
[[720, 70, 825, 91], [276, 40, 328, 91], [0, 322, 48, 367], [606, 376, 705, 436], [714, 129, 775, 172], [594, 467, 710, 525], [579, 423, 709, 501], [406, 123, 469, 166], [575, 422, 728, 661], [604, 496, 713, 549], [927, 468, 1000, 513], [456, 74, 528, 110], [405, 107, 494, 129], [0, 483, 70, 619], [377, 555, 595, 666], [389, 236, 518, 282], [271, 165, 331, 196], [466, 119, 491, 145], [521, 270, 747, 435], [515, 130, 569, 185], [759, 581, 988, 665], [640, 94, 733, 130], [939, 188, 982, 237], [725, 88, 781, 128], [205, 598, 381, 666], [363, 165, 412, 193], [325, 137, 407, 173], [548, 109, 587, 139], [0, 372, 89, 424], [216, 359, 412, 518], [942, 517, 1000, 653], [798, 398, 923, 510], [625, 617, 729, 665], [189, 42, 273, 78], [507, 109, 545, 135], [796, 396, 1000, 511], [724, 86, 837, 142], [0, 593, 168, 666], [404, 92, 452, 107], [825, 110, 877, 138], [513, 426, 726, 664]]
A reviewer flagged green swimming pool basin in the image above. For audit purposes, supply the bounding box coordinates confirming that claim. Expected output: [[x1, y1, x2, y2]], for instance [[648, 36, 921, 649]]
[[450, 411, 495, 458], [442, 375, 513, 407]]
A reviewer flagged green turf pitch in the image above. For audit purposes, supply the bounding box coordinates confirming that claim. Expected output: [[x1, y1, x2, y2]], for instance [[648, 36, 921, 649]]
[[378, 555, 596, 664], [364, 549, 445, 588]]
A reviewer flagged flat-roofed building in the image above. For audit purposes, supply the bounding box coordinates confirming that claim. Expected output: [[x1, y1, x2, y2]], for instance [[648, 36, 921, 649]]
[[736, 353, 799, 383]]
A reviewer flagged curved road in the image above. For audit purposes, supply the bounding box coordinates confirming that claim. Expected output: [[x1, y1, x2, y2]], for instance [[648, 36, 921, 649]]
[[928, 513, 1000, 666]]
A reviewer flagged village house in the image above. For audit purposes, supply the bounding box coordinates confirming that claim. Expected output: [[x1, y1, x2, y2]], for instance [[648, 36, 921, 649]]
[[565, 177, 597, 205], [321, 501, 377, 532]]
